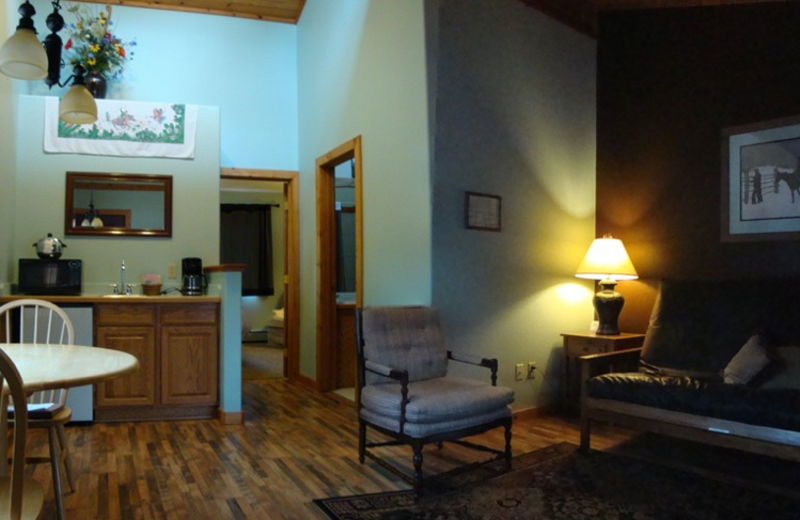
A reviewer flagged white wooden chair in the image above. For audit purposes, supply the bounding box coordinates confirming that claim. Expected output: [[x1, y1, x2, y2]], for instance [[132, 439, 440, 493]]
[[0, 299, 76, 520], [0, 347, 45, 520]]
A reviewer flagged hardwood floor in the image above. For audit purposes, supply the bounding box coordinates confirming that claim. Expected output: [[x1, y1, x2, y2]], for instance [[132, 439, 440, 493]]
[[25, 379, 631, 519]]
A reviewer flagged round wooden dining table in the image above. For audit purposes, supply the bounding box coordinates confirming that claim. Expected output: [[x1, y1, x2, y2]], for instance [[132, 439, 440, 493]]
[[1, 343, 139, 393]]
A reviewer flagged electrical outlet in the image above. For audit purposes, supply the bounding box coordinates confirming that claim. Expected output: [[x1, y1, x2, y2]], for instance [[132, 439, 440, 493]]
[[515, 363, 525, 381], [527, 362, 537, 380], [168, 263, 177, 279]]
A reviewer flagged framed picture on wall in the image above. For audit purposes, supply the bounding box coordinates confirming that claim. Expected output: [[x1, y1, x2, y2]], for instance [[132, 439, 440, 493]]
[[722, 115, 800, 242], [465, 191, 502, 232]]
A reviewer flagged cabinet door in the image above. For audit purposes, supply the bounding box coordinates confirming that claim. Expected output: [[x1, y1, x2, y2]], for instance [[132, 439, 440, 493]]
[[161, 326, 218, 405], [96, 326, 157, 406]]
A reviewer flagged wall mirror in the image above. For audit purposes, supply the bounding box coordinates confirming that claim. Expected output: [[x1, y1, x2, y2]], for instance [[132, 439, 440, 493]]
[[65, 172, 173, 237]]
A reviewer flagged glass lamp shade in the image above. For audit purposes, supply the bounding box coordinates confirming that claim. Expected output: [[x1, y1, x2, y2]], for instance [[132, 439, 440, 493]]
[[0, 28, 48, 80], [59, 84, 98, 125], [575, 237, 638, 281]]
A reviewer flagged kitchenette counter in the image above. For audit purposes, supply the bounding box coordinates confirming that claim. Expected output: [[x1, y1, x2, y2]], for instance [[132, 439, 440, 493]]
[[0, 294, 221, 304], [0, 293, 222, 422]]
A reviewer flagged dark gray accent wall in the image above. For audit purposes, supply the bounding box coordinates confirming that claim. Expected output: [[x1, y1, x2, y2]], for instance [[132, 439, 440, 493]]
[[431, 0, 597, 409], [597, 3, 800, 332]]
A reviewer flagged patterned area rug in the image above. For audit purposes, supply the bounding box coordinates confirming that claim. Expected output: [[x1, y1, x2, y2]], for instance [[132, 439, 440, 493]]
[[313, 442, 800, 520]]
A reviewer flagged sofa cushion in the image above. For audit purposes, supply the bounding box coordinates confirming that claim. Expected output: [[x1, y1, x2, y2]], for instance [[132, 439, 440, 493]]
[[587, 372, 800, 432], [724, 334, 770, 385], [640, 279, 800, 373]]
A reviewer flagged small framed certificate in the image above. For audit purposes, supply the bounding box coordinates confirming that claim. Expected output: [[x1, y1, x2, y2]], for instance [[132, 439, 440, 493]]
[[465, 191, 502, 232]]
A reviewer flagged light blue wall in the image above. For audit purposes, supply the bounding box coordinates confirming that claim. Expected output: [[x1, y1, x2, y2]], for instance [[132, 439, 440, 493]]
[[24, 0, 298, 170], [431, 0, 597, 411], [14, 96, 220, 292], [0, 2, 22, 291], [297, 0, 432, 377]]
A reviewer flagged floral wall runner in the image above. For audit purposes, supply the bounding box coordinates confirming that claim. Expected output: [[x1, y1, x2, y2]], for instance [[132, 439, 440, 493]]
[[44, 98, 198, 159]]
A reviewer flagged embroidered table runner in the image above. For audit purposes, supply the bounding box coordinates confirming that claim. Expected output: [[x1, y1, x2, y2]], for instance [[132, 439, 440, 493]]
[[44, 97, 198, 159]]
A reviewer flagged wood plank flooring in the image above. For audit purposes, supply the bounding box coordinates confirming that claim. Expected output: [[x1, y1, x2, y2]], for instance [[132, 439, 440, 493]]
[[24, 379, 632, 519]]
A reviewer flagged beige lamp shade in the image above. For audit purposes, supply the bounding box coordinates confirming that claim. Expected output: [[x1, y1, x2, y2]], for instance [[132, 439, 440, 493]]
[[575, 236, 638, 281], [59, 84, 98, 125], [0, 27, 48, 80]]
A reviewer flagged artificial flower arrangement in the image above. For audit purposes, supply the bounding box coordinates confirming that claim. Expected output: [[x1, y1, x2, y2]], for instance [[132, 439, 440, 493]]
[[64, 3, 136, 79]]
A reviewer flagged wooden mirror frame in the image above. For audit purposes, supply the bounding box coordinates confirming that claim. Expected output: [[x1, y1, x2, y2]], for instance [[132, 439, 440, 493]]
[[65, 172, 173, 237]]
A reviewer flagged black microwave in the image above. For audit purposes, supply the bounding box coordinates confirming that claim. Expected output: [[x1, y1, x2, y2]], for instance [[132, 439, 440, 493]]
[[18, 259, 82, 295]]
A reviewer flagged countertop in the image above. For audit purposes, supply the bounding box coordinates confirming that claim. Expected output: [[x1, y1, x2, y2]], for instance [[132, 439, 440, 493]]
[[0, 294, 221, 304]]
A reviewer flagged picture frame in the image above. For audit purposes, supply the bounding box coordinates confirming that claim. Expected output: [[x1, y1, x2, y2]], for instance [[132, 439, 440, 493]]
[[721, 115, 800, 242], [465, 191, 502, 232]]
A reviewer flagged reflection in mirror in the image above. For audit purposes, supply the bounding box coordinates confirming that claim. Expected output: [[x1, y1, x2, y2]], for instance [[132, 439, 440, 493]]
[[65, 172, 173, 237], [335, 159, 356, 302]]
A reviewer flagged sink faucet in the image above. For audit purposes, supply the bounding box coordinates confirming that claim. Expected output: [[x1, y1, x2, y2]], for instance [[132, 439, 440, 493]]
[[113, 260, 133, 295]]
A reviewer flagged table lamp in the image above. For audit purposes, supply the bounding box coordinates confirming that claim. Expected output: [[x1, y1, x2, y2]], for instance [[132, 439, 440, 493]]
[[575, 235, 638, 335]]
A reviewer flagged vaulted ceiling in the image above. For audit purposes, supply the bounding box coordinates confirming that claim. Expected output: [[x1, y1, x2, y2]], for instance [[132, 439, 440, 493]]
[[77, 0, 788, 35]]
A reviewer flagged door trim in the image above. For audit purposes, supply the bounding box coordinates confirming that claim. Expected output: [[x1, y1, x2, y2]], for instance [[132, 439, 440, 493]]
[[220, 167, 300, 383], [316, 136, 363, 392]]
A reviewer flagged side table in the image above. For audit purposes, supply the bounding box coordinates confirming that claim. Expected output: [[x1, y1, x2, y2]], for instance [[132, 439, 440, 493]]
[[561, 332, 645, 409]]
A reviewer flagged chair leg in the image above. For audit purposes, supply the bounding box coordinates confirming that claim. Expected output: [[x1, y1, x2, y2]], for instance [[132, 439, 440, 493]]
[[358, 420, 366, 464], [412, 440, 423, 500], [580, 412, 591, 452], [56, 424, 76, 493], [504, 421, 512, 468], [48, 427, 66, 520]]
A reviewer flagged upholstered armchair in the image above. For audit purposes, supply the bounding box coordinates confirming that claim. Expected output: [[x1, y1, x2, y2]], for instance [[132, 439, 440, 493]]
[[356, 306, 514, 498]]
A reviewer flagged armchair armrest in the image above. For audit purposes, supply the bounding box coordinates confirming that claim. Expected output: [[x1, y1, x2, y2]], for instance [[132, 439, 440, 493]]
[[579, 347, 642, 406], [365, 360, 409, 383], [448, 350, 499, 386], [363, 359, 410, 434]]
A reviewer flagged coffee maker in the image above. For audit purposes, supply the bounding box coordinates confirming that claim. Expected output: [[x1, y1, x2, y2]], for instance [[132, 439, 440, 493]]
[[181, 257, 206, 296]]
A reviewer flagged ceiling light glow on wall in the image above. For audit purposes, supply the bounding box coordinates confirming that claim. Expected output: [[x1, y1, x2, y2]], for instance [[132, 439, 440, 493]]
[[575, 234, 638, 335]]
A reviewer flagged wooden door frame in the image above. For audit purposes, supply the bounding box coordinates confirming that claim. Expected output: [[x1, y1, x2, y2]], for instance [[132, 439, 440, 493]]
[[316, 136, 363, 393], [220, 167, 300, 383]]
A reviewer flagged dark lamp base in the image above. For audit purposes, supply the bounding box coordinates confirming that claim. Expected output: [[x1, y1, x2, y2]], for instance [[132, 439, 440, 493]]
[[593, 279, 624, 336]]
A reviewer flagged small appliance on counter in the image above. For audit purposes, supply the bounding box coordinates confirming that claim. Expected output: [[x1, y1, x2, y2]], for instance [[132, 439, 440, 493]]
[[32, 232, 67, 259], [181, 257, 207, 296], [18, 258, 82, 295]]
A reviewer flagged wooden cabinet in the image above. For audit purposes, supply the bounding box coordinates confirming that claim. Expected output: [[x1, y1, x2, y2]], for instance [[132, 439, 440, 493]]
[[95, 302, 219, 421]]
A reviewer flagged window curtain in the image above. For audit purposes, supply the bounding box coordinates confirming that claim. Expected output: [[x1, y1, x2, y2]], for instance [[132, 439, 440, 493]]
[[220, 204, 274, 296]]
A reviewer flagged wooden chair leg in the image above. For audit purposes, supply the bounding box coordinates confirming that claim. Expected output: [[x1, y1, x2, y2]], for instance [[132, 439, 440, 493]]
[[580, 411, 591, 452], [56, 424, 75, 493], [358, 421, 366, 464], [48, 427, 66, 520], [504, 421, 512, 468], [412, 440, 423, 500]]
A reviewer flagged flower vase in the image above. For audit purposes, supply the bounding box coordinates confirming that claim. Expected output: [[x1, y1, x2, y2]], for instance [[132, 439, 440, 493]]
[[85, 72, 107, 99]]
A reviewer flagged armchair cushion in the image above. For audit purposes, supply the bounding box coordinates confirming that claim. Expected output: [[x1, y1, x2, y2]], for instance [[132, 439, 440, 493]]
[[361, 376, 514, 425], [361, 406, 511, 438], [361, 307, 448, 384]]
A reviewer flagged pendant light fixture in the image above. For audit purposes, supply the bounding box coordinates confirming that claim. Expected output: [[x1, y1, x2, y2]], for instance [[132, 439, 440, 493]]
[[81, 190, 104, 228], [0, 1, 47, 80], [59, 65, 98, 124], [0, 0, 98, 125]]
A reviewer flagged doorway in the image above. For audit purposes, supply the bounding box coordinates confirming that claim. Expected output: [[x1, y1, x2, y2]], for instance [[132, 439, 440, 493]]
[[316, 137, 363, 394], [220, 167, 300, 383]]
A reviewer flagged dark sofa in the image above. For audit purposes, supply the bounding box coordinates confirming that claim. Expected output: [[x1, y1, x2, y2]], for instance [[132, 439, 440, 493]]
[[580, 279, 800, 460]]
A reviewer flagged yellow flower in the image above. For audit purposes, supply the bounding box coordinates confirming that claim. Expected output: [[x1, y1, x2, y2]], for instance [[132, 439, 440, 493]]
[[90, 44, 100, 53], [87, 58, 96, 66]]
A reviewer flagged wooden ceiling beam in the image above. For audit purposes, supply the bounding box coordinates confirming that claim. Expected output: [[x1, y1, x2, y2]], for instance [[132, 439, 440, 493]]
[[75, 0, 306, 24]]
